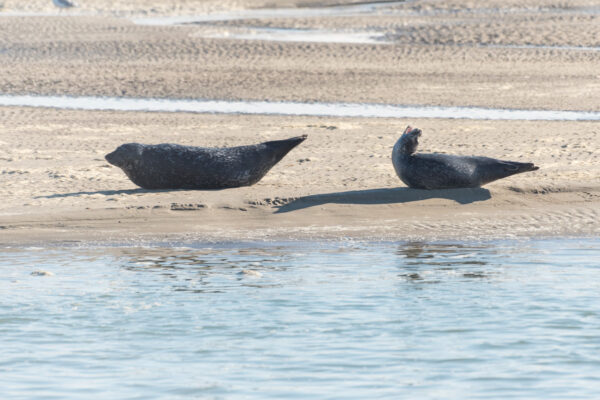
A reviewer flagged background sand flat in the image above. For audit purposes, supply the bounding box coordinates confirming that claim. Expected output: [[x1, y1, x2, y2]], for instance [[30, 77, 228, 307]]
[[1, 4, 600, 110], [0, 0, 598, 243]]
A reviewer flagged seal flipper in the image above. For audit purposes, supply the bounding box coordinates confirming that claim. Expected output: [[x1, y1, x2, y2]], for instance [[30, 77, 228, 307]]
[[263, 135, 308, 162], [255, 135, 308, 172], [477, 158, 539, 186], [502, 161, 539, 173], [239, 135, 308, 187]]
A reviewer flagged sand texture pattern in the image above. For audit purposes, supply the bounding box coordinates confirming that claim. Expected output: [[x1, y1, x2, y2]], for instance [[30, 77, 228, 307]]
[[0, 0, 599, 244]]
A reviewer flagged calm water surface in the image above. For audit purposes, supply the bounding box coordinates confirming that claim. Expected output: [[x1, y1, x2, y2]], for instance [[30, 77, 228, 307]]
[[1, 239, 599, 399]]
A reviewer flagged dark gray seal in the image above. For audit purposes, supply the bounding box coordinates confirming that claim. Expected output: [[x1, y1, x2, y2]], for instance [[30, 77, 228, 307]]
[[392, 126, 539, 189], [105, 135, 307, 190]]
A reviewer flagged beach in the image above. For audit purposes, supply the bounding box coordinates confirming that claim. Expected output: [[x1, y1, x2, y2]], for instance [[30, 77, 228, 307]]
[[0, 0, 599, 244], [2, 3, 600, 397]]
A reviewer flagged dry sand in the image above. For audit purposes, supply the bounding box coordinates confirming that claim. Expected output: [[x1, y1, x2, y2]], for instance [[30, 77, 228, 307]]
[[0, 0, 599, 244]]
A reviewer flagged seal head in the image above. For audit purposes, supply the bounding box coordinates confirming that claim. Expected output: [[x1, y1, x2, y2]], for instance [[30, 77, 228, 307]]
[[105, 143, 143, 168], [394, 126, 422, 156]]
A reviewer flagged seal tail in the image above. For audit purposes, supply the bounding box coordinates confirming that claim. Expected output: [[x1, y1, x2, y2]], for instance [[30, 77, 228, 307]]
[[239, 135, 307, 187], [480, 159, 539, 185], [503, 161, 539, 174], [264, 135, 308, 161]]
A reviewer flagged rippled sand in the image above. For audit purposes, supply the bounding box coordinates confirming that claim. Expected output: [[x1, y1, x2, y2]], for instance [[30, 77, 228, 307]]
[[0, 0, 598, 243]]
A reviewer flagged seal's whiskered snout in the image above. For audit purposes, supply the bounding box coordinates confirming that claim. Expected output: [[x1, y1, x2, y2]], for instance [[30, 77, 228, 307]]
[[104, 149, 122, 167]]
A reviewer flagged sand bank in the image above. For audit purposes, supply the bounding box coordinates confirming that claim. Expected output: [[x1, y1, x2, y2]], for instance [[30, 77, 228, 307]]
[[0, 0, 598, 244], [0, 108, 598, 244]]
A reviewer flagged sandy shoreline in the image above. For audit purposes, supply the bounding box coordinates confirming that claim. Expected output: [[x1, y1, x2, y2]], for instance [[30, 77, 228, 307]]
[[1, 108, 598, 245], [1, 0, 599, 244]]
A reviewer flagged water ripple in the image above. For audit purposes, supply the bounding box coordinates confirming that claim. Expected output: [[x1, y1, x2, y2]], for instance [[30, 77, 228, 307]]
[[1, 238, 599, 399]]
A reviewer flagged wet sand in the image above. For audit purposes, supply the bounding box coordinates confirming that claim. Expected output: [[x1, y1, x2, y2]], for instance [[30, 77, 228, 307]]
[[0, 0, 599, 244]]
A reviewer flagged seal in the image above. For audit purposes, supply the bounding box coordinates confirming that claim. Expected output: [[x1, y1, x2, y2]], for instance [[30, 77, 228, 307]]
[[392, 126, 539, 189], [105, 135, 307, 190]]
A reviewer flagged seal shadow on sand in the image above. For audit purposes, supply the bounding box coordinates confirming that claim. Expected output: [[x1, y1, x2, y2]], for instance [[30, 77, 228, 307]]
[[274, 187, 491, 213], [34, 188, 157, 199], [34, 187, 237, 199]]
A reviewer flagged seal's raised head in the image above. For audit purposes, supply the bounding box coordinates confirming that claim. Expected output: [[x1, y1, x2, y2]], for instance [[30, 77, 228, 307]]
[[396, 126, 422, 155], [105, 143, 144, 169]]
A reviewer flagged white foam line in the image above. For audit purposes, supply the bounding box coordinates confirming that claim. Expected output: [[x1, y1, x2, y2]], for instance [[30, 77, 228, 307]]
[[0, 95, 599, 121], [198, 27, 387, 44], [131, 1, 405, 25]]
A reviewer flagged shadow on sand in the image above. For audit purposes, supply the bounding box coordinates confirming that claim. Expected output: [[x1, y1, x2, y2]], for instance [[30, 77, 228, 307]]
[[275, 187, 491, 213], [34, 188, 157, 199]]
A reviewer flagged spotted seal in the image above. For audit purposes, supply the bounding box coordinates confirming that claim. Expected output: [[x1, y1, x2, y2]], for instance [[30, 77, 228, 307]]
[[105, 135, 307, 190], [392, 126, 538, 189]]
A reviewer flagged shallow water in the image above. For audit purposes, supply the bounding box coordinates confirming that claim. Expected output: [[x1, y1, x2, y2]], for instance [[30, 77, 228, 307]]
[[1, 94, 600, 120], [1, 238, 600, 399]]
